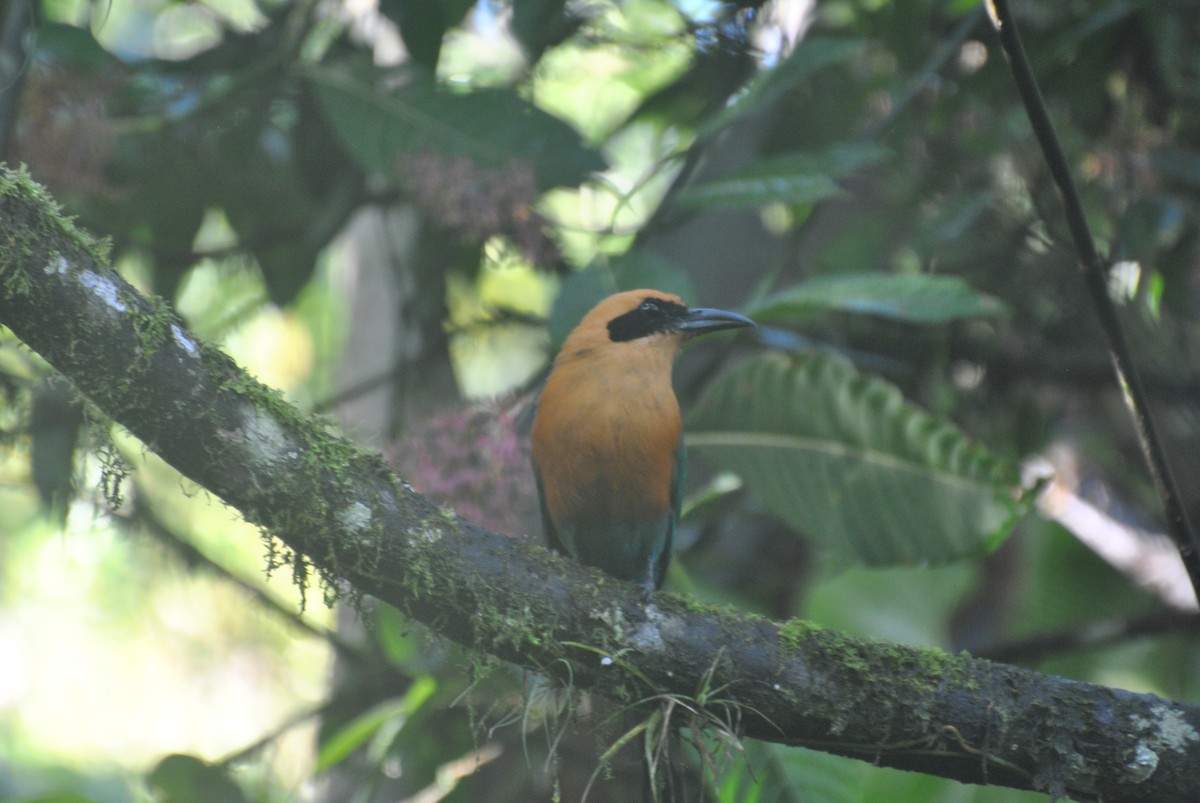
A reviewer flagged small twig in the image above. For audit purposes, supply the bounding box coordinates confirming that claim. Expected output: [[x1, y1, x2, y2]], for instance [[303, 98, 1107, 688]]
[[987, 0, 1200, 598], [312, 362, 406, 415], [861, 8, 986, 141], [0, 0, 33, 157], [975, 609, 1200, 665], [312, 308, 545, 414], [217, 699, 333, 768]]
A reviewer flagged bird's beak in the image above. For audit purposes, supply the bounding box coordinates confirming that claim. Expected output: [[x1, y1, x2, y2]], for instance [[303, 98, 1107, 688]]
[[678, 306, 756, 336]]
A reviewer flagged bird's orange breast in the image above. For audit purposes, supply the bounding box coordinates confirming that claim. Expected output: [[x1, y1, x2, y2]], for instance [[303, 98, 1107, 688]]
[[531, 344, 682, 529]]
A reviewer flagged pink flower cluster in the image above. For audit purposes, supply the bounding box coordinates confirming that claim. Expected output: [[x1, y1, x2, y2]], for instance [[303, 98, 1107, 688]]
[[386, 401, 539, 538]]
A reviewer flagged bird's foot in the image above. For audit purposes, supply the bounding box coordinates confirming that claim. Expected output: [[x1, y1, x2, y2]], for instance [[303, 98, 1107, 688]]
[[637, 584, 654, 606]]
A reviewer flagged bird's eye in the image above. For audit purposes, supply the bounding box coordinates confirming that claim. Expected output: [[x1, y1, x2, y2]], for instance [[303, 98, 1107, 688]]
[[640, 300, 659, 313]]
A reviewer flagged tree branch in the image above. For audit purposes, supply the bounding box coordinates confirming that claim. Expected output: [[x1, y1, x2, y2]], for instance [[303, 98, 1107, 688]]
[[986, 0, 1200, 599], [977, 609, 1200, 665], [1, 165, 1198, 801]]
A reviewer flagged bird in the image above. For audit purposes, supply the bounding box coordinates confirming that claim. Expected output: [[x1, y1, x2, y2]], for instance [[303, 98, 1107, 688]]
[[531, 289, 754, 597]]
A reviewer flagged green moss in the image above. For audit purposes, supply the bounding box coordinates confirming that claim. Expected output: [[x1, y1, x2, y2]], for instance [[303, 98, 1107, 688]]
[[203, 363, 401, 613], [778, 617, 823, 654], [291, 551, 311, 611], [672, 593, 740, 617], [0, 251, 35, 297], [768, 620, 987, 742], [477, 568, 557, 656], [0, 165, 111, 276], [128, 294, 175, 374]]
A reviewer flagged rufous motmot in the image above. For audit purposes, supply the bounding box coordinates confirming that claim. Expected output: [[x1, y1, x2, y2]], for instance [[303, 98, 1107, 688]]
[[531, 289, 754, 597]]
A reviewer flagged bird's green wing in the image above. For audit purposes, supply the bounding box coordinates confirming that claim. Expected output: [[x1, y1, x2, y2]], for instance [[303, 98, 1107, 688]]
[[533, 464, 571, 558], [654, 437, 686, 589]]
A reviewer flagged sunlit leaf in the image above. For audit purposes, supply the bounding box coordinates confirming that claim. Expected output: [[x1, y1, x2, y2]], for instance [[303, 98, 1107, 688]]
[[750, 273, 1006, 324], [687, 352, 1029, 565], [309, 66, 605, 189], [316, 677, 438, 773]]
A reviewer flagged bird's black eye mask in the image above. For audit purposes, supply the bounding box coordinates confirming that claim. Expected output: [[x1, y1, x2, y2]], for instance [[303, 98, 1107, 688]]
[[607, 297, 689, 342]]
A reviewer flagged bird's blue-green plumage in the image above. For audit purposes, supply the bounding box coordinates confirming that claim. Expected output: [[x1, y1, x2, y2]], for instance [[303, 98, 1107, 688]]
[[535, 440, 685, 593]]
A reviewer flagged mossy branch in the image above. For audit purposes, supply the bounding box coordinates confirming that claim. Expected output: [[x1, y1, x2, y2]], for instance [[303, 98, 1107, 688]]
[[1, 164, 1197, 801]]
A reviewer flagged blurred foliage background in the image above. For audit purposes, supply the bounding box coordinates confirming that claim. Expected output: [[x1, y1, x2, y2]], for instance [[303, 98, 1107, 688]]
[[1, 0, 1200, 800]]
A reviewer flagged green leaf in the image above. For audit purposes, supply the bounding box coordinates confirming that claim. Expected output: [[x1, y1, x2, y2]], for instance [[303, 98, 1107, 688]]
[[609, 251, 696, 304], [760, 144, 890, 177], [374, 604, 422, 666], [32, 22, 113, 71], [676, 145, 887, 210], [677, 172, 843, 209], [378, 0, 474, 70], [1150, 147, 1200, 189], [511, 0, 578, 60], [547, 265, 618, 347], [807, 563, 975, 644], [309, 66, 604, 189], [750, 273, 1006, 324], [698, 38, 864, 139], [718, 741, 864, 803], [547, 253, 695, 346], [30, 379, 84, 525], [315, 677, 438, 773], [146, 754, 248, 803], [687, 352, 1029, 565]]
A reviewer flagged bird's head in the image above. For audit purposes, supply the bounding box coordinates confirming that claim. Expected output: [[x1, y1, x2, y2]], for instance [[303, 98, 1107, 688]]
[[563, 289, 755, 359]]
